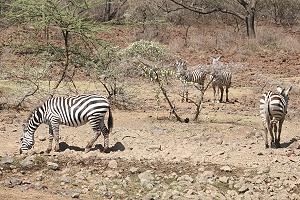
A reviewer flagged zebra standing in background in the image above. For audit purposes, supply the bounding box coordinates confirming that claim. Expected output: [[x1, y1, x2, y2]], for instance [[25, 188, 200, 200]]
[[210, 56, 232, 103], [20, 94, 113, 154], [175, 58, 207, 102], [260, 86, 292, 148]]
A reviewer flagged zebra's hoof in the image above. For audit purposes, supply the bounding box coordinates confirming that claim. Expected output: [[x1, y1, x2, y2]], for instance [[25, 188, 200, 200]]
[[265, 144, 269, 149]]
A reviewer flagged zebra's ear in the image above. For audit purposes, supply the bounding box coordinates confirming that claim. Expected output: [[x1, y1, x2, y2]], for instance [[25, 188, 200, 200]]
[[284, 86, 292, 96], [276, 86, 283, 94], [22, 123, 28, 131], [216, 55, 222, 61]]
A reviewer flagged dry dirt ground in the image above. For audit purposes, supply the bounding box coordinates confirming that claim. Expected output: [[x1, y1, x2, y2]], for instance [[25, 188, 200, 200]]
[[0, 49, 300, 199]]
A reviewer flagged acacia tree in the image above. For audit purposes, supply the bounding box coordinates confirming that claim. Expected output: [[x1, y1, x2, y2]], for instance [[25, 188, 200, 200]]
[[7, 0, 101, 95], [166, 0, 258, 38]]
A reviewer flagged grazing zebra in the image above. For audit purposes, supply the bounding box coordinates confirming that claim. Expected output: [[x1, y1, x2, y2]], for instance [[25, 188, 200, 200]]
[[175, 58, 207, 102], [260, 86, 292, 148], [20, 94, 113, 154], [210, 56, 232, 103]]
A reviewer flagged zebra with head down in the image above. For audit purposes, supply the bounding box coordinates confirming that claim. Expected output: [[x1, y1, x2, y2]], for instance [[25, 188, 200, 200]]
[[20, 94, 113, 154]]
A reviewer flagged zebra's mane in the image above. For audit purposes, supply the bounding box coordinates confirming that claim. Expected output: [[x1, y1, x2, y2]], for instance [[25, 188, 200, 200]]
[[24, 104, 43, 124]]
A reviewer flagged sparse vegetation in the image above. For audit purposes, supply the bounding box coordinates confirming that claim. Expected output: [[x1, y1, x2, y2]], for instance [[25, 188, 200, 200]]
[[0, 0, 300, 199]]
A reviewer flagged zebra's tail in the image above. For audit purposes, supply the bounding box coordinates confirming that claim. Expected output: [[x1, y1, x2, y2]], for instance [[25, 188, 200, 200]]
[[108, 107, 113, 133]]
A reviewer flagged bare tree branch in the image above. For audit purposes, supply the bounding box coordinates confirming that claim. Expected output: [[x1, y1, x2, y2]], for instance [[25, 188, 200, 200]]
[[169, 0, 244, 20], [10, 75, 40, 109], [138, 59, 185, 123]]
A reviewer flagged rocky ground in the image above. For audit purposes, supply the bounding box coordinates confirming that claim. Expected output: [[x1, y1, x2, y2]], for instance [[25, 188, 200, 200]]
[[1, 101, 300, 200], [0, 26, 300, 199]]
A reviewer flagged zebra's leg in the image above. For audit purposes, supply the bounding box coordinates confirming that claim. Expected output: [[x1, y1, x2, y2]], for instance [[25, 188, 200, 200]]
[[269, 123, 275, 148], [212, 84, 217, 103], [219, 86, 224, 103], [85, 130, 101, 153], [185, 89, 189, 102], [46, 125, 54, 153], [99, 119, 110, 153], [52, 122, 60, 152], [225, 86, 229, 102], [276, 121, 283, 148], [264, 127, 269, 148], [183, 83, 188, 102], [263, 120, 270, 148], [273, 123, 278, 148]]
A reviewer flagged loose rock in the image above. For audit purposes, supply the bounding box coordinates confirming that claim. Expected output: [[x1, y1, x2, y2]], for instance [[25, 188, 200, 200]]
[[0, 156, 14, 165], [220, 166, 232, 172], [107, 160, 118, 169], [47, 162, 59, 170]]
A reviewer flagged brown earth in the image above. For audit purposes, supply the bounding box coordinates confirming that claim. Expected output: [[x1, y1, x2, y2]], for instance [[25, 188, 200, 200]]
[[0, 25, 300, 199]]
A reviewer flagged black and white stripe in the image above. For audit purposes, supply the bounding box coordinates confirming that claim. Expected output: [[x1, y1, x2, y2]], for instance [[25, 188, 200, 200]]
[[260, 86, 292, 148], [20, 94, 113, 153], [210, 56, 232, 103], [175, 59, 207, 102]]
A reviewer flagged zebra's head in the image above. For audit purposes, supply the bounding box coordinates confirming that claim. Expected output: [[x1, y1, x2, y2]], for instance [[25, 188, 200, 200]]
[[175, 59, 187, 76], [20, 122, 34, 153], [211, 55, 223, 66], [277, 85, 292, 98], [277, 85, 292, 113]]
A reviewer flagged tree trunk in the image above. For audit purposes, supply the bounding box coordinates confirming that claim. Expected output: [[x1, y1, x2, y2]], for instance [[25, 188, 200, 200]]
[[52, 30, 69, 93], [246, 10, 256, 38], [104, 0, 112, 21]]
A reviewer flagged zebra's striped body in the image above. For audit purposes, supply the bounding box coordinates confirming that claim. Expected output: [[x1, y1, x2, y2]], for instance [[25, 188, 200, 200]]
[[20, 94, 113, 153], [175, 59, 207, 102], [259, 86, 292, 148], [210, 56, 232, 103]]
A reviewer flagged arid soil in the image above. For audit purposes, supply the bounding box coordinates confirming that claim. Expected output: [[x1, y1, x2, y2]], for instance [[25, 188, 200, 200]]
[[1, 53, 300, 200], [0, 23, 300, 199]]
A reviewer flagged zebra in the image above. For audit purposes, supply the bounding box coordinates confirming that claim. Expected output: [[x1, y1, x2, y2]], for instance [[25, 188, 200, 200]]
[[210, 56, 232, 103], [20, 94, 113, 154], [175, 58, 207, 102], [259, 86, 292, 148]]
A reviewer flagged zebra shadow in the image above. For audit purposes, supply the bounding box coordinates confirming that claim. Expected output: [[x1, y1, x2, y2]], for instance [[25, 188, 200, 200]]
[[59, 141, 125, 152], [278, 138, 297, 148]]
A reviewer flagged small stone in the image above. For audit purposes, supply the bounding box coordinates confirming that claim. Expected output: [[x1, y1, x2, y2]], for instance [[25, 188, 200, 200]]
[[257, 166, 270, 175], [36, 175, 44, 181], [71, 192, 80, 198], [47, 162, 59, 170], [177, 175, 194, 183], [219, 176, 229, 183], [103, 170, 120, 178], [220, 166, 232, 172], [129, 167, 138, 173], [196, 171, 215, 184], [20, 156, 34, 168], [238, 185, 249, 193], [138, 170, 154, 186], [1, 156, 14, 165], [107, 160, 118, 169], [104, 191, 113, 199], [4, 177, 22, 188], [38, 136, 47, 141], [0, 126, 5, 131], [33, 182, 47, 190]]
